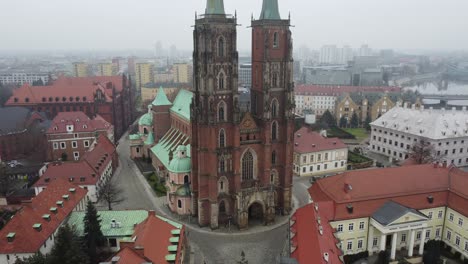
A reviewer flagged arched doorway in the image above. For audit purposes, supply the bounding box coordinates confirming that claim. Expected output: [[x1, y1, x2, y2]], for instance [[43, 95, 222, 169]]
[[218, 200, 229, 225], [248, 202, 264, 226]]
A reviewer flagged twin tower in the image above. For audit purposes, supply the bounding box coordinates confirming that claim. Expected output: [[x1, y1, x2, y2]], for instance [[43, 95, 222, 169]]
[[191, 0, 295, 230]]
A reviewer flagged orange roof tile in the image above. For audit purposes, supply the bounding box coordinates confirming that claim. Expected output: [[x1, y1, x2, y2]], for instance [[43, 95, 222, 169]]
[[294, 127, 347, 153], [47, 112, 112, 134]]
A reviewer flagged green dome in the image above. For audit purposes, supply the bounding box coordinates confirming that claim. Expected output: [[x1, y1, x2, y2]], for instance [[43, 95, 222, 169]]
[[168, 156, 191, 173], [139, 113, 153, 126], [175, 185, 191, 197]]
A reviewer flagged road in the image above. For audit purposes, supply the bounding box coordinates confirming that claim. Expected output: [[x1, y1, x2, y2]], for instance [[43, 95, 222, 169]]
[[107, 132, 313, 263]]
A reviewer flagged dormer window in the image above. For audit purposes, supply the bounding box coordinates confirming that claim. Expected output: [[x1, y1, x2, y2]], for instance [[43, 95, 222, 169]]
[[83, 125, 87, 129], [25, 98, 30, 103], [62, 97, 66, 102]]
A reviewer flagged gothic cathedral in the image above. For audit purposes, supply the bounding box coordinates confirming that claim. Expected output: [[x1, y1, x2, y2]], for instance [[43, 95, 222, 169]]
[[191, 0, 295, 230]]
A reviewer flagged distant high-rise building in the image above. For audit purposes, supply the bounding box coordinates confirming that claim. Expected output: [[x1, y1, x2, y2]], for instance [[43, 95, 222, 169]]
[[338, 45, 354, 64], [359, 44, 372, 56], [128, 57, 136, 75], [73, 62, 88, 77], [319, 45, 338, 64], [0, 71, 50, 85], [97, 63, 117, 76], [173, 63, 191, 84], [135, 63, 154, 88], [239, 63, 252, 87]]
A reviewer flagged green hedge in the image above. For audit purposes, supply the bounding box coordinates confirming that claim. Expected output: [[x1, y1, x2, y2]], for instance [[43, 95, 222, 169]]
[[327, 127, 356, 139], [145, 173, 167, 197]]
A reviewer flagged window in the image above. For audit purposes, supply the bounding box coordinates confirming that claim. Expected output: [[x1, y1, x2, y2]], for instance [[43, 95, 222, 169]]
[[73, 152, 79, 160], [271, 100, 278, 118], [219, 129, 226, 148], [53, 142, 59, 150], [273, 32, 279, 48], [72, 141, 77, 148], [218, 102, 226, 121], [184, 175, 189, 184], [271, 151, 277, 165], [177, 200, 182, 208], [242, 150, 254, 181], [456, 236, 461, 246], [347, 241, 353, 251], [84, 140, 90, 147], [417, 231, 421, 240], [218, 72, 225, 90], [458, 218, 463, 227], [446, 230, 451, 240], [218, 37, 224, 57], [449, 213, 454, 222], [357, 239, 363, 249], [309, 166, 313, 172], [425, 230, 430, 239], [401, 233, 407, 242], [373, 237, 378, 247], [337, 224, 343, 232], [302, 167, 306, 173], [272, 121, 278, 141], [435, 228, 441, 237], [428, 212, 433, 219], [219, 157, 225, 173], [348, 223, 354, 232], [438, 210, 443, 219], [220, 181, 224, 191], [109, 238, 117, 247], [464, 241, 468, 251], [60, 142, 66, 149], [359, 221, 365, 230], [272, 73, 279, 87]]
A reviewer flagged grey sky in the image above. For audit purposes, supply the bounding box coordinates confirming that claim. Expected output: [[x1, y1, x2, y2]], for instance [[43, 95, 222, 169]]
[[1, 0, 467, 52]]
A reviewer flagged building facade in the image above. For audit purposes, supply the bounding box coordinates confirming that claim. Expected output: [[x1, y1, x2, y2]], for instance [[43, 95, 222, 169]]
[[173, 63, 192, 84], [239, 63, 252, 87], [190, 0, 294, 230], [46, 111, 114, 161], [97, 63, 118, 76], [72, 62, 88, 77], [293, 127, 348, 177], [135, 63, 154, 89], [370, 106, 468, 165], [6, 76, 134, 141], [0, 72, 50, 86]]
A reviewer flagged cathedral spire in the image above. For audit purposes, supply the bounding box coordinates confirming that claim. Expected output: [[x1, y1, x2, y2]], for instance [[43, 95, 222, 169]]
[[205, 0, 225, 15], [259, 0, 281, 20]]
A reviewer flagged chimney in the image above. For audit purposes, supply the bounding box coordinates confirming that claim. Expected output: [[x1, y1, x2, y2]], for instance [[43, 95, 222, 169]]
[[69, 188, 76, 194], [62, 194, 69, 201], [42, 214, 51, 222], [50, 207, 58, 214], [148, 210, 156, 217], [346, 204, 354, 214], [427, 195, 434, 204]]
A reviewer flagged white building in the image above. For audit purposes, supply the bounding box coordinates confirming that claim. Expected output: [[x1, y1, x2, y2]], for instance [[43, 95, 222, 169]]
[[293, 127, 348, 177], [319, 45, 339, 65], [0, 72, 50, 85], [239, 63, 252, 87], [370, 106, 468, 166]]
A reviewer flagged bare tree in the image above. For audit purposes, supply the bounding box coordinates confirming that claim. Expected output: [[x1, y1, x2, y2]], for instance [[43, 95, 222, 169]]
[[98, 180, 125, 210], [0, 162, 13, 197], [408, 139, 439, 164]]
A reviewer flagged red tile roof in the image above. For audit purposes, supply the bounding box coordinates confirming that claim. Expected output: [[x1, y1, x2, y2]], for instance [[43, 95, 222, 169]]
[[110, 247, 151, 264], [47, 112, 112, 134], [6, 76, 126, 106], [294, 127, 347, 154], [295, 85, 401, 95], [309, 164, 468, 221], [291, 202, 342, 264], [0, 179, 87, 254], [34, 135, 116, 187]]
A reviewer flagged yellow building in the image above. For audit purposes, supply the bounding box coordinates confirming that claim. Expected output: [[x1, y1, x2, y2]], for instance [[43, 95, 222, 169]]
[[135, 63, 154, 89], [154, 72, 174, 83], [73, 62, 88, 77], [173, 63, 192, 84], [141, 86, 179, 104], [97, 63, 118, 76]]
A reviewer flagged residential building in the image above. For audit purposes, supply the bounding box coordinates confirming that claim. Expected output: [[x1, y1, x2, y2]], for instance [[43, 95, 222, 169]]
[[72, 62, 88, 77], [0, 179, 88, 264], [97, 63, 118, 76], [297, 164, 468, 262], [319, 45, 338, 65], [34, 135, 118, 202], [140, 85, 180, 104], [303, 66, 351, 86], [370, 106, 468, 165], [0, 71, 50, 86], [239, 63, 252, 87], [5, 76, 134, 140], [0, 107, 50, 161], [135, 63, 154, 89], [154, 71, 174, 83], [46, 111, 114, 161], [358, 44, 372, 56], [293, 128, 348, 177], [294, 85, 401, 116], [100, 211, 187, 264], [67, 210, 149, 251], [173, 63, 192, 84]]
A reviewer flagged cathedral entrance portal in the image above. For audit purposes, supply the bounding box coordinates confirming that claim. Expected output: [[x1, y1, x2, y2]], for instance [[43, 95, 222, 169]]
[[248, 202, 264, 226]]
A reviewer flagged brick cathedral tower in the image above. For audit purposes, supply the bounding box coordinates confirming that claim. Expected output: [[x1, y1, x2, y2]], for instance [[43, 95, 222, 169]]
[[191, 0, 294, 230]]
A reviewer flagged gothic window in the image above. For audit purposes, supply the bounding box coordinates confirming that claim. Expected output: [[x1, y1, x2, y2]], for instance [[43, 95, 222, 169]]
[[273, 32, 279, 48], [219, 157, 226, 173], [272, 121, 278, 141], [218, 101, 226, 122], [184, 175, 189, 184], [242, 150, 254, 181], [143, 127, 148, 135], [219, 129, 226, 148], [271, 99, 279, 118], [270, 170, 279, 185], [219, 200, 226, 213], [272, 151, 277, 165], [272, 73, 279, 87], [218, 37, 225, 57], [218, 72, 225, 90]]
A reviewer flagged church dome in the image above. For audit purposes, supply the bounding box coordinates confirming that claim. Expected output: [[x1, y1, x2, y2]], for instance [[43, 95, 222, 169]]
[[138, 112, 153, 127], [175, 185, 191, 197], [168, 156, 191, 173]]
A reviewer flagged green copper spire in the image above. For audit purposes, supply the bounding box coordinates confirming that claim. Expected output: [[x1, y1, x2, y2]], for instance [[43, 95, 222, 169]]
[[152, 86, 172, 106], [259, 0, 281, 20], [205, 0, 225, 15]]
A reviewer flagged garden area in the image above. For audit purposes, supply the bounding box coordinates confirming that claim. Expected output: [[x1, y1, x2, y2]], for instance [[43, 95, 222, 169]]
[[348, 151, 373, 169], [343, 128, 369, 142], [145, 173, 167, 197]]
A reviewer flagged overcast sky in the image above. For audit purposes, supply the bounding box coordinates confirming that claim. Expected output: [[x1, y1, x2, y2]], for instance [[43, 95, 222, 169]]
[[1, 0, 468, 52]]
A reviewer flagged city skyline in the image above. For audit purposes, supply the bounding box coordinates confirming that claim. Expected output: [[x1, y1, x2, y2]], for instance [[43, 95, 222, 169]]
[[0, 0, 467, 52]]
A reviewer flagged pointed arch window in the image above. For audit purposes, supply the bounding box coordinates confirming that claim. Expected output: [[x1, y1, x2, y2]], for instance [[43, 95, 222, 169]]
[[273, 32, 279, 48], [218, 37, 225, 57], [218, 73, 225, 90], [272, 73, 279, 87], [219, 157, 226, 173], [271, 99, 279, 118], [272, 150, 277, 165], [219, 129, 226, 148], [272, 121, 278, 141], [218, 102, 226, 122], [242, 151, 254, 181]]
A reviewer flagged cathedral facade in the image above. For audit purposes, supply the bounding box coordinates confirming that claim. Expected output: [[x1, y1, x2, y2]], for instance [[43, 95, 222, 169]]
[[191, 0, 295, 230]]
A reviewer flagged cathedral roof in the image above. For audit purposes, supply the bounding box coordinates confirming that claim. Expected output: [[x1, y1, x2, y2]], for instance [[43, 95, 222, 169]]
[[170, 89, 193, 121], [205, 0, 225, 15], [152, 86, 172, 106], [259, 0, 281, 20]]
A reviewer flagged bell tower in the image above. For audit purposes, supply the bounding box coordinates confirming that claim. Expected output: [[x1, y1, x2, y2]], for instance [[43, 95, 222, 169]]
[[191, 0, 240, 229], [251, 0, 295, 213]]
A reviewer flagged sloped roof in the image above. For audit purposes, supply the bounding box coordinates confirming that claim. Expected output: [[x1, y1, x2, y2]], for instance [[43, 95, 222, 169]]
[[294, 127, 347, 154], [47, 111, 112, 134], [170, 89, 193, 121], [371, 106, 468, 140], [295, 85, 401, 96], [67, 210, 148, 237], [152, 86, 172, 106], [106, 247, 152, 264], [259, 0, 281, 20], [372, 201, 428, 226], [0, 179, 87, 254], [151, 128, 190, 169]]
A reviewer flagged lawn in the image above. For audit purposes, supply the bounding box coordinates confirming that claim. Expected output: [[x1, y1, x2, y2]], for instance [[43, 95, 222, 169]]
[[343, 128, 369, 141], [145, 173, 167, 197]]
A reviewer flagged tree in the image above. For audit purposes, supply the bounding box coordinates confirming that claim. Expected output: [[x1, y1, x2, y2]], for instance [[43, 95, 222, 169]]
[[364, 115, 372, 131], [408, 139, 437, 164], [14, 253, 46, 264], [318, 110, 337, 128], [84, 201, 106, 264], [350, 112, 359, 128], [0, 161, 14, 197], [0, 83, 13, 107], [47, 225, 89, 264], [339, 116, 348, 128], [423, 240, 441, 264], [376, 250, 390, 264], [98, 180, 125, 210]]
